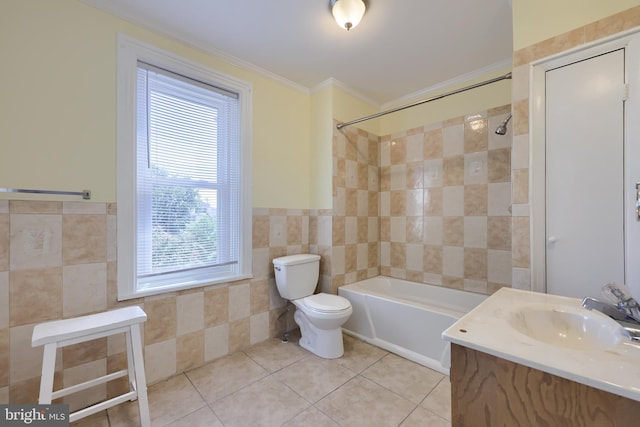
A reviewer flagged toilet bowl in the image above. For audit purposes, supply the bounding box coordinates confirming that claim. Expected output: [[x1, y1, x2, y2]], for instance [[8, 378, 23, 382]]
[[272, 254, 353, 359], [292, 294, 353, 359]]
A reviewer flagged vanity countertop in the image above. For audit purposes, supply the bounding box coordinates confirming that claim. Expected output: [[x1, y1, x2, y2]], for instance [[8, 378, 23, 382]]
[[442, 287, 640, 401]]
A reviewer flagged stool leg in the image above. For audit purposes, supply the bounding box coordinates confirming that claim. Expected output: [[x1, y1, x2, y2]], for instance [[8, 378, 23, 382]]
[[124, 330, 135, 396], [129, 324, 150, 427], [38, 343, 57, 404]]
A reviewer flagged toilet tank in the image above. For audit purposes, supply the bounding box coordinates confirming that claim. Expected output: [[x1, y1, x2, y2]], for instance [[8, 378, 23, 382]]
[[272, 254, 321, 300]]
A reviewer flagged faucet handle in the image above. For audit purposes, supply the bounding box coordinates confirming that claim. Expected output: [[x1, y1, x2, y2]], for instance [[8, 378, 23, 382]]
[[602, 283, 634, 305]]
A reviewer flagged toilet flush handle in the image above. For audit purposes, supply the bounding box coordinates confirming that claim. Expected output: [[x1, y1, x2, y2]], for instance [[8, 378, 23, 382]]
[[275, 266, 281, 271]]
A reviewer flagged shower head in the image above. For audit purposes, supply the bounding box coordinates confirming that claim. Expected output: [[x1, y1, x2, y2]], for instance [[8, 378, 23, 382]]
[[495, 113, 512, 135]]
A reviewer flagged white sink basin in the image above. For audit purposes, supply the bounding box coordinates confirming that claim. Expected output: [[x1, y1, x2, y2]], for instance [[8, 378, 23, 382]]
[[509, 304, 625, 350]]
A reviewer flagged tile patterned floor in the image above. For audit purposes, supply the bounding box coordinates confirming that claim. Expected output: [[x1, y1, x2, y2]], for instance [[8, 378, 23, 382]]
[[72, 333, 452, 427]]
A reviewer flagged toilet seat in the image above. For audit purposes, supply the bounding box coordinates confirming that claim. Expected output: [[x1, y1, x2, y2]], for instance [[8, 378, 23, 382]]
[[302, 293, 351, 313]]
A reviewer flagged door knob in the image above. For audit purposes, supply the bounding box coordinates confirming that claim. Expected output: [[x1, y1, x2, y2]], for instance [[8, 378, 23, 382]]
[[548, 236, 557, 244]]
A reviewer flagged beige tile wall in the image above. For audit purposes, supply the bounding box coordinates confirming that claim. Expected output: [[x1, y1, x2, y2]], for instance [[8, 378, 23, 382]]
[[0, 202, 308, 407], [331, 124, 381, 291], [509, 5, 640, 291], [375, 106, 513, 294]]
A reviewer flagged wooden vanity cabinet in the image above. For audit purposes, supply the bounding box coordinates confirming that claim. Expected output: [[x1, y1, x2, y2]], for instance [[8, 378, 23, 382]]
[[450, 343, 640, 427]]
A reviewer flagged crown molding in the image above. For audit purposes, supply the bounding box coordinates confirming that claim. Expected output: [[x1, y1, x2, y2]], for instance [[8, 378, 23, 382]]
[[311, 78, 382, 108]]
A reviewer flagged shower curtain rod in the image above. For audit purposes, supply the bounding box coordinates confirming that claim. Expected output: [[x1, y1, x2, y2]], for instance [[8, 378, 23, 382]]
[[336, 72, 512, 130]]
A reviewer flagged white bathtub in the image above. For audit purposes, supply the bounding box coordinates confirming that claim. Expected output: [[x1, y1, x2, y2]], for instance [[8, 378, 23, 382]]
[[338, 276, 487, 375]]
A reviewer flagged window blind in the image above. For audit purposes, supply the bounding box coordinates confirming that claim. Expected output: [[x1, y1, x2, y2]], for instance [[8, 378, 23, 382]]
[[135, 62, 241, 290]]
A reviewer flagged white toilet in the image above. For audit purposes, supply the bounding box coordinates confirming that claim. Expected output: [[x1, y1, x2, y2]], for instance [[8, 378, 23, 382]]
[[273, 254, 353, 359]]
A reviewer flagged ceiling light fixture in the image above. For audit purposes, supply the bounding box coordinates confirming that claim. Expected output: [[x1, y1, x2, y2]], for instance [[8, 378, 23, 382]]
[[330, 0, 366, 31]]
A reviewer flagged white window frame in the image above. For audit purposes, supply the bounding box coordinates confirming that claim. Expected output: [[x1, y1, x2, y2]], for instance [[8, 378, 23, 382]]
[[116, 34, 252, 300]]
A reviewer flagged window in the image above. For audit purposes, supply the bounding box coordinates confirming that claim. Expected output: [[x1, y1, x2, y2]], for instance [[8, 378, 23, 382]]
[[117, 35, 252, 299]]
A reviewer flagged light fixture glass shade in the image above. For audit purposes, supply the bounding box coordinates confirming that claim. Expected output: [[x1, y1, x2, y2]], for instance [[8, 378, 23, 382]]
[[331, 0, 366, 31]]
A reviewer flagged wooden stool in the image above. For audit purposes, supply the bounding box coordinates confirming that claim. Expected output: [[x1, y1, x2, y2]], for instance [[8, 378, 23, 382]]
[[31, 306, 151, 426]]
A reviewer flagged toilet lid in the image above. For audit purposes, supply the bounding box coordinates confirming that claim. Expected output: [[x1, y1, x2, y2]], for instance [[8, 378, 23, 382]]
[[303, 293, 351, 312]]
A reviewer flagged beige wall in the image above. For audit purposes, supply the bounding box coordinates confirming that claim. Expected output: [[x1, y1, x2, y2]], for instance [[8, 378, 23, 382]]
[[0, 0, 312, 208], [513, 0, 640, 50]]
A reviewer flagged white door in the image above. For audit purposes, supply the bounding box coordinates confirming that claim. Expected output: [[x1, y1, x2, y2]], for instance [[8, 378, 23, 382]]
[[545, 49, 625, 299]]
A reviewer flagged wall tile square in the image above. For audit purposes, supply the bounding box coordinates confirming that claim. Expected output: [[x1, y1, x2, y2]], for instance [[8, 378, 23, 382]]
[[488, 250, 512, 285], [405, 133, 423, 162], [406, 244, 424, 271], [488, 182, 512, 216], [177, 292, 205, 336], [390, 138, 407, 165], [390, 217, 406, 243], [443, 155, 465, 189], [390, 165, 407, 190], [423, 159, 443, 188], [442, 246, 463, 278], [203, 324, 229, 362], [443, 124, 464, 156], [357, 190, 369, 217], [423, 245, 442, 275], [250, 312, 270, 345], [443, 217, 463, 247], [286, 216, 302, 245], [269, 216, 286, 247], [345, 160, 358, 189], [390, 243, 406, 269], [62, 263, 107, 317], [250, 279, 269, 315], [177, 331, 204, 372], [10, 214, 62, 271], [144, 295, 177, 345], [390, 191, 406, 216], [345, 217, 357, 244], [442, 186, 463, 217], [144, 338, 176, 384], [424, 188, 442, 217], [252, 215, 269, 249], [463, 217, 487, 249], [406, 162, 423, 189], [464, 248, 487, 280], [406, 217, 423, 244], [488, 148, 511, 183], [228, 282, 250, 323], [424, 129, 443, 159], [464, 119, 488, 153], [424, 217, 443, 245], [10, 267, 62, 327], [406, 189, 423, 217], [62, 214, 106, 265], [464, 152, 488, 185], [488, 217, 512, 250], [10, 324, 43, 384], [229, 317, 250, 353], [357, 243, 368, 270], [464, 184, 488, 216]]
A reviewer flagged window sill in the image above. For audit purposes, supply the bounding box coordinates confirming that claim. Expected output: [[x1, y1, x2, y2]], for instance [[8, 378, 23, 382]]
[[117, 273, 254, 301]]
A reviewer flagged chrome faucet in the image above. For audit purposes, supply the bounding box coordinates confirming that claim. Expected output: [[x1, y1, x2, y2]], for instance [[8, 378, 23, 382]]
[[582, 283, 640, 326]]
